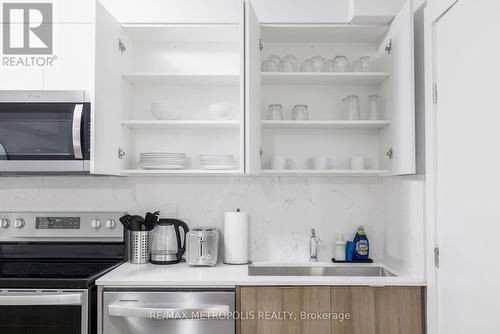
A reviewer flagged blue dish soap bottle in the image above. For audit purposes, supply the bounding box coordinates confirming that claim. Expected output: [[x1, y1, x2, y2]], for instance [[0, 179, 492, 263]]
[[352, 226, 369, 261]]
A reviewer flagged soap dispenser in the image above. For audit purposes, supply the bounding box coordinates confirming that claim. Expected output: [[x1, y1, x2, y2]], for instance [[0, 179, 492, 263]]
[[352, 226, 369, 260], [334, 234, 347, 261]]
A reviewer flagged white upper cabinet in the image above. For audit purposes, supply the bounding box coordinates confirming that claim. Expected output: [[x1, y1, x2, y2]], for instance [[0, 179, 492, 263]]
[[92, 0, 245, 175], [245, 0, 415, 176], [90, 0, 415, 176]]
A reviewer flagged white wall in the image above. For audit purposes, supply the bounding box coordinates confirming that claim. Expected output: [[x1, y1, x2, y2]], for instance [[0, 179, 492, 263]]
[[0, 176, 385, 263]]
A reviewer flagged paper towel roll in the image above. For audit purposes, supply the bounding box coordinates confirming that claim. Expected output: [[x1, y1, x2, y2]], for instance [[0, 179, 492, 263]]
[[224, 210, 249, 264]]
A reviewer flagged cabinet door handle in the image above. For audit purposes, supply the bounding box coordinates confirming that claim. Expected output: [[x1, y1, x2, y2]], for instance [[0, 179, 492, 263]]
[[72, 104, 83, 159], [108, 304, 230, 320]]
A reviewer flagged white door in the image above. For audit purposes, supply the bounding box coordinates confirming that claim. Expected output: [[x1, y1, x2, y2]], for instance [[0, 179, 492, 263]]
[[244, 0, 261, 174], [378, 0, 416, 175], [434, 0, 500, 332]]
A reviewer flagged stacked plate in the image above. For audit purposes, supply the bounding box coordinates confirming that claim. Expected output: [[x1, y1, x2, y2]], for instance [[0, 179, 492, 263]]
[[138, 152, 186, 170], [200, 154, 234, 170]]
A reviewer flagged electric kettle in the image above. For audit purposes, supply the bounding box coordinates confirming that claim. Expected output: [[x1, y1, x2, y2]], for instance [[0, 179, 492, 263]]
[[150, 219, 189, 265]]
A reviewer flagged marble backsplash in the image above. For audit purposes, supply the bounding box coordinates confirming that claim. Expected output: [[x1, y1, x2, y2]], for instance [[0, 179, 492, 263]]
[[0, 176, 385, 262]]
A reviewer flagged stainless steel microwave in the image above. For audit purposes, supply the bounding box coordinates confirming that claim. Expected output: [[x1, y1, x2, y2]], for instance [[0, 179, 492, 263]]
[[0, 90, 91, 174]]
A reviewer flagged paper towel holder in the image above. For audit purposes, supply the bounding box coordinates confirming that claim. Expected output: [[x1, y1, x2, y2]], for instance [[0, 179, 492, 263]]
[[223, 208, 252, 265]]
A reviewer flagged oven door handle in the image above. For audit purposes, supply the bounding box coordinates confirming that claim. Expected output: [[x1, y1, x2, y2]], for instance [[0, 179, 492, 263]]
[[108, 304, 230, 319], [72, 104, 84, 159], [0, 293, 83, 305]]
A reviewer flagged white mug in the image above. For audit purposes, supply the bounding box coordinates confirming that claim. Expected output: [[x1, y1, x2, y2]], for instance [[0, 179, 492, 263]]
[[350, 156, 370, 170], [309, 157, 335, 170], [271, 156, 294, 170]]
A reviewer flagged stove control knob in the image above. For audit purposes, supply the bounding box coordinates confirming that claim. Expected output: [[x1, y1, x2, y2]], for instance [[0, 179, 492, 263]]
[[91, 219, 102, 229], [0, 218, 10, 229], [13, 218, 25, 229], [105, 219, 117, 229]]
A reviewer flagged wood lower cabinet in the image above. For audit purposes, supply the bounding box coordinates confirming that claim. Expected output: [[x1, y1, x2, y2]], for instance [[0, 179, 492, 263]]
[[238, 287, 424, 334]]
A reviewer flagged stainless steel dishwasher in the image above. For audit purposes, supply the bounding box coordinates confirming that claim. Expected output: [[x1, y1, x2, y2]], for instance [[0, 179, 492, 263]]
[[103, 289, 235, 334]]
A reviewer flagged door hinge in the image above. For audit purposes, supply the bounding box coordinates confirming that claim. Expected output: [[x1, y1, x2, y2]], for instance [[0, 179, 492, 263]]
[[259, 38, 263, 51], [259, 147, 264, 158], [385, 39, 392, 55], [386, 147, 393, 160], [118, 39, 127, 54], [434, 246, 440, 268], [433, 82, 438, 104], [118, 147, 126, 159]]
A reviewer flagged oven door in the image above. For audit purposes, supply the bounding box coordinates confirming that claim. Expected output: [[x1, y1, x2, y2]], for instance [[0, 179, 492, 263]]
[[0, 103, 90, 173], [103, 289, 235, 334], [0, 289, 88, 334]]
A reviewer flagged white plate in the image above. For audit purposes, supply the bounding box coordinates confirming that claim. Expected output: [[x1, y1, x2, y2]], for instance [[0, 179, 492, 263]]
[[139, 164, 185, 170], [201, 165, 235, 170]]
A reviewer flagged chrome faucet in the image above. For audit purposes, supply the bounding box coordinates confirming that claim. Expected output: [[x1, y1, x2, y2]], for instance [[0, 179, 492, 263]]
[[309, 228, 321, 262]]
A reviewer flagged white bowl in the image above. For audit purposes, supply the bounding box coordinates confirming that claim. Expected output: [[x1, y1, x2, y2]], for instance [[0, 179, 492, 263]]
[[152, 102, 180, 120], [209, 103, 237, 120]]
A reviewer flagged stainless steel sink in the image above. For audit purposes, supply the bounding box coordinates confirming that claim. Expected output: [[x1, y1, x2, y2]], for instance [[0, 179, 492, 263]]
[[248, 266, 395, 277]]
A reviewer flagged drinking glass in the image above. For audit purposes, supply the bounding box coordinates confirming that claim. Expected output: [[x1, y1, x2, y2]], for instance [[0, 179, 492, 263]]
[[343, 95, 360, 120], [360, 56, 374, 72], [262, 55, 281, 72], [322, 59, 334, 72], [279, 55, 298, 72], [292, 105, 309, 120], [367, 95, 382, 120], [268, 104, 283, 120], [301, 59, 314, 72], [354, 56, 374, 72], [311, 55, 325, 72], [333, 55, 349, 72]]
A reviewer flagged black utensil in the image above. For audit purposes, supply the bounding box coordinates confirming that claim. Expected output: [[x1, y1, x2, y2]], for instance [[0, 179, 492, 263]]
[[144, 211, 160, 231], [119, 214, 132, 230], [129, 215, 145, 231]]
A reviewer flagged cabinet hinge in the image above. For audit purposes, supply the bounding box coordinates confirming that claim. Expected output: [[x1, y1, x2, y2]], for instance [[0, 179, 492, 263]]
[[433, 82, 438, 104], [118, 147, 126, 159], [259, 147, 264, 158], [385, 39, 392, 55], [434, 246, 440, 268], [386, 147, 393, 160], [259, 38, 263, 51], [118, 39, 127, 54]]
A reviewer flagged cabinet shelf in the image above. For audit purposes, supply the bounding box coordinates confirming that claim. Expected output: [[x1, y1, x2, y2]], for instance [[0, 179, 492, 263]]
[[261, 169, 389, 176], [122, 73, 239, 85], [261, 120, 390, 129], [122, 24, 240, 43], [261, 72, 389, 86], [122, 120, 240, 129], [261, 24, 390, 43], [121, 169, 242, 176]]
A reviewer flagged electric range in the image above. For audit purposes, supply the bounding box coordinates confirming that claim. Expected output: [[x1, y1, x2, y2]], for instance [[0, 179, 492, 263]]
[[0, 212, 126, 334]]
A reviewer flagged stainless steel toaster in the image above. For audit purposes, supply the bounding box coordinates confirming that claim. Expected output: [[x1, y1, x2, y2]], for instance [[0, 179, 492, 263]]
[[186, 227, 219, 266]]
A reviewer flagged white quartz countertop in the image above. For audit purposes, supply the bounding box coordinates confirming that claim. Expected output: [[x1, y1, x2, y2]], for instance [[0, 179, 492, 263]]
[[96, 262, 426, 287]]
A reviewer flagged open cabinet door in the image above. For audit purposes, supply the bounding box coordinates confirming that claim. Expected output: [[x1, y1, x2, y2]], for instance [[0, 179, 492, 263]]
[[378, 0, 415, 175], [91, 1, 129, 175], [244, 0, 261, 174]]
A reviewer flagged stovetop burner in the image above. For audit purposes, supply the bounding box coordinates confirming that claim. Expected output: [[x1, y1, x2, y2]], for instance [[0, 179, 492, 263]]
[[0, 259, 124, 289], [0, 260, 120, 279]]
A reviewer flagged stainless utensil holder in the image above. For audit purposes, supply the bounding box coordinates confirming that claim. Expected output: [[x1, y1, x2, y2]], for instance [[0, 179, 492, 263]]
[[129, 231, 150, 264]]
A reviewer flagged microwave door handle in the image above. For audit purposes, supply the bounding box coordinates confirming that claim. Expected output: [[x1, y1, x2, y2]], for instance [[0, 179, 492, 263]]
[[0, 293, 82, 305], [108, 304, 230, 319], [72, 104, 84, 159]]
